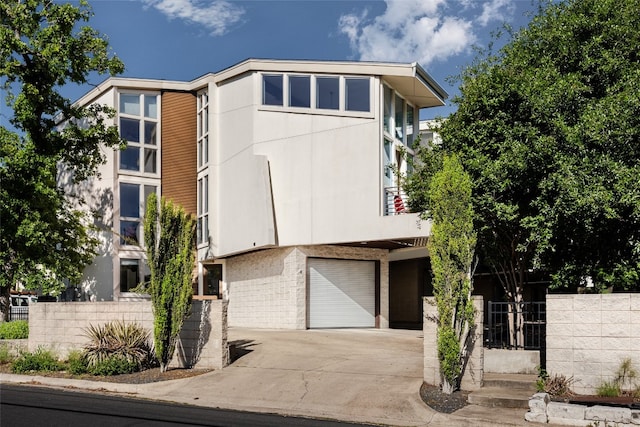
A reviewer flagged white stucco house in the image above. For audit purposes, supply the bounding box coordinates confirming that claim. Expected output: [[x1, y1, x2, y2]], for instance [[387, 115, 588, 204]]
[[68, 58, 448, 329]]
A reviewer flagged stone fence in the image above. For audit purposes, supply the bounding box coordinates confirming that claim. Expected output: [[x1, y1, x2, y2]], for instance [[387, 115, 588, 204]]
[[423, 296, 484, 391], [546, 293, 640, 395], [29, 300, 229, 369]]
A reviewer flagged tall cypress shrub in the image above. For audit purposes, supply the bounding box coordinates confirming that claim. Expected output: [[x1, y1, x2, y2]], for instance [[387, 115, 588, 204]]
[[144, 193, 196, 372], [428, 154, 477, 394]]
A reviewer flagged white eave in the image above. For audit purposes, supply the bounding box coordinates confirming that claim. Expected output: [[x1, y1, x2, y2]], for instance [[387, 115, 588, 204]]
[[75, 59, 447, 109]]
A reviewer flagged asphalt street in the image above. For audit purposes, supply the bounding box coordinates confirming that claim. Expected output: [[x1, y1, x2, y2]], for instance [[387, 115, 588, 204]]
[[0, 384, 376, 427]]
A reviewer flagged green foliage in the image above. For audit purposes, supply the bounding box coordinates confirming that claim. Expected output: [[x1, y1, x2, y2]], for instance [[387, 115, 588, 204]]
[[83, 320, 155, 371], [409, 0, 640, 298], [11, 347, 62, 373], [535, 367, 549, 392], [596, 358, 638, 397], [427, 155, 477, 394], [0, 320, 28, 339], [66, 350, 88, 375], [0, 0, 124, 319], [88, 355, 138, 376], [0, 344, 14, 364], [597, 381, 621, 398], [144, 192, 196, 372]]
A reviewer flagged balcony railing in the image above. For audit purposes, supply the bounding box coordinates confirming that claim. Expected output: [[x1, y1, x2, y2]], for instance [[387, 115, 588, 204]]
[[384, 187, 410, 215]]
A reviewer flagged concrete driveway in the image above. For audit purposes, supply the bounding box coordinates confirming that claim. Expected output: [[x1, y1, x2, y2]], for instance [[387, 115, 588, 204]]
[[142, 327, 438, 426]]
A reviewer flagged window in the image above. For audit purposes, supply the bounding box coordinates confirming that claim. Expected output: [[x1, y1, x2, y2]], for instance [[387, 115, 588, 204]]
[[316, 77, 339, 110], [406, 105, 415, 146], [383, 86, 392, 134], [197, 175, 209, 245], [289, 75, 310, 108], [197, 91, 209, 168], [263, 75, 283, 106], [345, 78, 369, 112], [203, 264, 222, 296], [120, 183, 156, 246], [395, 95, 404, 140], [118, 93, 159, 174], [120, 259, 139, 292]]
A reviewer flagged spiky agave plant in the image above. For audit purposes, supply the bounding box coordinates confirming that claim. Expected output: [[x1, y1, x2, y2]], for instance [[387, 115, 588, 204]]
[[83, 320, 155, 370]]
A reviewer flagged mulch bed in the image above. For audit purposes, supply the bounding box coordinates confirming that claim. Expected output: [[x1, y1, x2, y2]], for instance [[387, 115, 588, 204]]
[[553, 394, 640, 408], [419, 382, 469, 413], [0, 363, 212, 384]]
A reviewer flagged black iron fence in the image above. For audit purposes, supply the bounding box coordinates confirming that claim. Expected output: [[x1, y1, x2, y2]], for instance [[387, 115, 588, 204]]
[[9, 306, 29, 321], [485, 301, 545, 350]]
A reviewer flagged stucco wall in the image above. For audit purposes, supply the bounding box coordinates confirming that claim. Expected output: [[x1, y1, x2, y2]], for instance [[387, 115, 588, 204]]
[[423, 296, 484, 391], [226, 245, 389, 329], [546, 294, 640, 395], [28, 300, 228, 369]]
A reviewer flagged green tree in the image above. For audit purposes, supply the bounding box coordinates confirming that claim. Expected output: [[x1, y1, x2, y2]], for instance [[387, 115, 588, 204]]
[[410, 0, 640, 330], [427, 154, 476, 394], [0, 0, 123, 320], [143, 193, 196, 372]]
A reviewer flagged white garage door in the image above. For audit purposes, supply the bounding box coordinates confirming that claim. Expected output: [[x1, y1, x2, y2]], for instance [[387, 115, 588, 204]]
[[308, 258, 375, 328]]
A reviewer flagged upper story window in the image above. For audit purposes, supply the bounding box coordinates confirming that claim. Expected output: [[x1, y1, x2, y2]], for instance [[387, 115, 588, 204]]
[[262, 73, 371, 114], [197, 175, 209, 246], [119, 93, 159, 174], [197, 91, 209, 169]]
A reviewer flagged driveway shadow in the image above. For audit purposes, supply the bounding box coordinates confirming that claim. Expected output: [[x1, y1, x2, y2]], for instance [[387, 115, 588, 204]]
[[229, 339, 259, 363]]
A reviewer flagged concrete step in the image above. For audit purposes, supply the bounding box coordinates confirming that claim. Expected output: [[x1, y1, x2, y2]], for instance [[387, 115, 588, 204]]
[[467, 387, 533, 409], [483, 373, 537, 391]]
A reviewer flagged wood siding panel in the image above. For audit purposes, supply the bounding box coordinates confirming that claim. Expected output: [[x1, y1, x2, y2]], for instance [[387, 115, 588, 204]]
[[161, 92, 197, 215]]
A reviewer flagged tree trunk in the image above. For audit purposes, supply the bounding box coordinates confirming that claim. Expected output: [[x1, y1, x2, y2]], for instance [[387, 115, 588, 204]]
[[442, 377, 456, 395], [0, 286, 10, 322]]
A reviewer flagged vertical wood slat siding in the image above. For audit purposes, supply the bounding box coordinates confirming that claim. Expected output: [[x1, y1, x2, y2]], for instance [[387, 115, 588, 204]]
[[161, 92, 197, 215]]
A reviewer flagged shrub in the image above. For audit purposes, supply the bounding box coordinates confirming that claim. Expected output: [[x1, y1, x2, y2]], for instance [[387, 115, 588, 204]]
[[538, 372, 575, 397], [83, 320, 155, 372], [89, 355, 138, 376], [0, 320, 29, 339], [12, 347, 62, 373], [597, 380, 621, 397], [0, 344, 14, 364], [66, 350, 88, 375]]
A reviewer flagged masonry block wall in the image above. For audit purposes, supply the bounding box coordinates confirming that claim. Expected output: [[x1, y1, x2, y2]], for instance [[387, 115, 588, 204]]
[[546, 294, 640, 395], [226, 245, 389, 329], [29, 300, 229, 370], [424, 296, 484, 391]]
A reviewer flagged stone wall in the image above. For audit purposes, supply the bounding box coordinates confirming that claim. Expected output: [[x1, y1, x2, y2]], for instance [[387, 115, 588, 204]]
[[546, 294, 640, 395], [423, 296, 484, 391], [28, 300, 229, 369]]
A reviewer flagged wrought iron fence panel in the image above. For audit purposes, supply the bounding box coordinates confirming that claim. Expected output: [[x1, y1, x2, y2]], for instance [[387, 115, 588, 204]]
[[485, 301, 545, 350]]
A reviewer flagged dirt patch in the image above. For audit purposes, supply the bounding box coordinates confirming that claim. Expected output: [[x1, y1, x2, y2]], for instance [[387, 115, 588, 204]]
[[420, 382, 469, 413], [0, 363, 212, 384]]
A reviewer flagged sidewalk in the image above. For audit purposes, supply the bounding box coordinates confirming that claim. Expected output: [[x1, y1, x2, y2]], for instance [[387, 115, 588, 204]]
[[0, 328, 531, 426]]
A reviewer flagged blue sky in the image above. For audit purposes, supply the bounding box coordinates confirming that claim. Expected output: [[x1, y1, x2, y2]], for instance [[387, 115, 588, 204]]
[[66, 1, 539, 119]]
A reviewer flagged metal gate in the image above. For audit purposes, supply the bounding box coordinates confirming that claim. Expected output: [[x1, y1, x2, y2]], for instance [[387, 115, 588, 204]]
[[485, 301, 545, 350]]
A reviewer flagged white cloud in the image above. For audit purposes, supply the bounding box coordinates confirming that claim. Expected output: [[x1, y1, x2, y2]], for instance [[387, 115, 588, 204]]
[[338, 0, 518, 67], [143, 0, 245, 36], [338, 0, 475, 67], [477, 0, 515, 27]]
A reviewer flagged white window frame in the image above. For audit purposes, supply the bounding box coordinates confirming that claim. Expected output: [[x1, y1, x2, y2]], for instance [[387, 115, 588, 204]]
[[197, 90, 209, 169], [118, 91, 161, 177], [197, 174, 209, 246], [117, 180, 158, 249]]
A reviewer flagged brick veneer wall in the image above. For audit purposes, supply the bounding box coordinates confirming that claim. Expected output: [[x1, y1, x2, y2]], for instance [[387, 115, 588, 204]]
[[546, 294, 640, 395], [423, 296, 484, 391], [28, 300, 229, 369]]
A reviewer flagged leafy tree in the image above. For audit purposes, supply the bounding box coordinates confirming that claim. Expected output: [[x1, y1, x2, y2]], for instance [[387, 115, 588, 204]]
[[143, 193, 196, 372], [427, 154, 476, 394], [409, 0, 640, 327], [0, 0, 124, 320]]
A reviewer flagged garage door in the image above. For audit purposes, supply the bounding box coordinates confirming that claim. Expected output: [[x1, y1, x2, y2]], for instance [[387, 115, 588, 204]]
[[308, 258, 375, 328]]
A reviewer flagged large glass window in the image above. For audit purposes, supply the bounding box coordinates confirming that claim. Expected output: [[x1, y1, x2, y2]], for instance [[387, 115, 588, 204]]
[[118, 93, 159, 174], [383, 86, 392, 134], [263, 75, 283, 106], [197, 91, 209, 168], [345, 78, 369, 112], [120, 183, 156, 245], [406, 105, 415, 146], [395, 95, 404, 140], [316, 77, 339, 110], [289, 75, 310, 108], [197, 175, 209, 245]]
